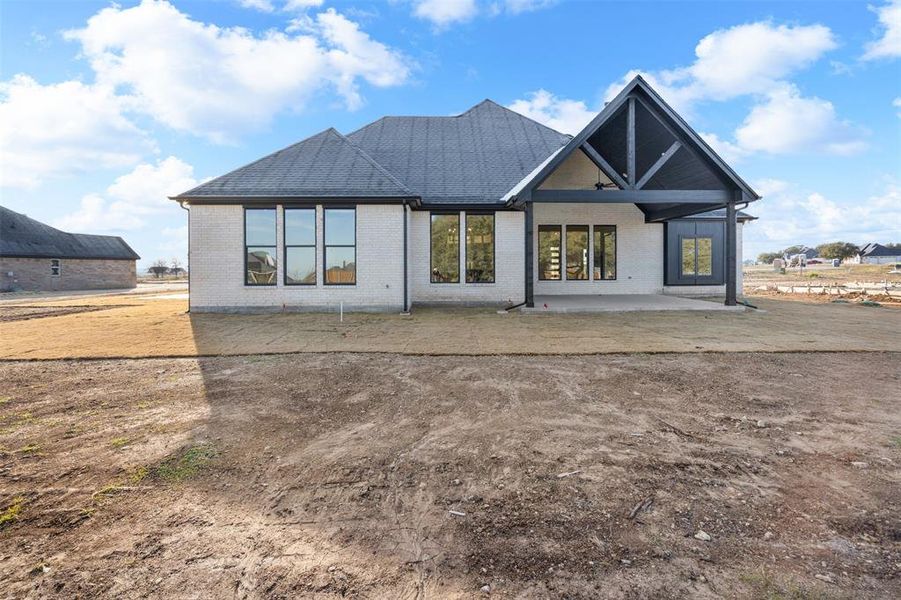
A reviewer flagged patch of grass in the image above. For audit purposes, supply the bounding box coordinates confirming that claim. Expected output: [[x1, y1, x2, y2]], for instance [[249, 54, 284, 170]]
[[807, 272, 819, 279], [891, 435, 901, 449], [153, 442, 216, 483], [92, 483, 124, 503], [17, 443, 42, 456], [110, 437, 129, 449], [0, 412, 37, 434], [136, 401, 151, 410], [0, 496, 26, 528], [0, 396, 11, 405], [129, 466, 148, 484], [740, 569, 828, 600]]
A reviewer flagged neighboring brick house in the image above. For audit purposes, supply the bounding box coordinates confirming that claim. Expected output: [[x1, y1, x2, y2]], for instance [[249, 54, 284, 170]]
[[848, 243, 901, 265], [0, 206, 139, 292], [172, 76, 759, 313]]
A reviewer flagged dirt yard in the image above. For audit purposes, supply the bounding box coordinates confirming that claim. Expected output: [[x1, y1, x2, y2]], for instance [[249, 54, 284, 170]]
[[2, 293, 900, 359], [1, 352, 899, 598], [744, 264, 901, 287]]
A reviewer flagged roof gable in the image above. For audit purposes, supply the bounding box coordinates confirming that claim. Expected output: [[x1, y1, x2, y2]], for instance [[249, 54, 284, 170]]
[[176, 128, 415, 200], [0, 206, 140, 260], [512, 76, 759, 203]]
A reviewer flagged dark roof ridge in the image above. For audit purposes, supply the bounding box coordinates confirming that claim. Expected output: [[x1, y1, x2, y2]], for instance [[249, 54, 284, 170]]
[[327, 128, 415, 196]]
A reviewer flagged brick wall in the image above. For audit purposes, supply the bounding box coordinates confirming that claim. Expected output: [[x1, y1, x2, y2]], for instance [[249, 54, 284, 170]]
[[0, 257, 136, 292], [189, 204, 405, 312], [410, 210, 524, 305], [533, 203, 665, 295]]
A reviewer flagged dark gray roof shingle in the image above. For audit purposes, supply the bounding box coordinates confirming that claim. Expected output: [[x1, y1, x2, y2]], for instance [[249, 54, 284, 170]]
[[347, 100, 571, 205], [175, 101, 571, 205], [860, 243, 899, 257], [177, 128, 414, 199], [0, 206, 140, 260]]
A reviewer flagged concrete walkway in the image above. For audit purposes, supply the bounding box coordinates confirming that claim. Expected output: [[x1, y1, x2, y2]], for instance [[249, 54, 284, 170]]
[[522, 294, 745, 313]]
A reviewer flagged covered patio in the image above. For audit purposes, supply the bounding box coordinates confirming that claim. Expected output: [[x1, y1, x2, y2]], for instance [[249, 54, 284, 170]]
[[505, 76, 760, 308], [521, 294, 746, 313]]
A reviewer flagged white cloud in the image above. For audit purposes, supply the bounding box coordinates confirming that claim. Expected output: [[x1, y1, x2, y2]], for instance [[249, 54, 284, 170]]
[[412, 0, 478, 27], [501, 0, 556, 14], [862, 0, 901, 60], [54, 157, 199, 233], [734, 84, 867, 155], [894, 97, 901, 117], [605, 22, 837, 113], [64, 0, 411, 142], [600, 21, 863, 160], [159, 225, 189, 255], [238, 0, 275, 12], [744, 179, 901, 258], [284, 0, 324, 10], [506, 89, 595, 134], [0, 75, 155, 189]]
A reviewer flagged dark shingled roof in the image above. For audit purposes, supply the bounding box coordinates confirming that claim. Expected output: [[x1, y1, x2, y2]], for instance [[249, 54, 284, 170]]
[[859, 243, 899, 257], [177, 128, 415, 199], [174, 101, 571, 206], [0, 206, 140, 260], [347, 100, 571, 205]]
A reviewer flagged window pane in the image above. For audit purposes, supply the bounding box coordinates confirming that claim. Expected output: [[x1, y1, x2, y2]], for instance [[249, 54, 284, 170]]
[[286, 246, 316, 285], [697, 237, 713, 276], [566, 225, 588, 280], [246, 247, 277, 285], [681, 238, 696, 277], [325, 246, 356, 284], [245, 209, 276, 246], [325, 209, 355, 245], [466, 214, 494, 283], [285, 209, 315, 245], [593, 226, 616, 280], [538, 225, 561, 280], [431, 213, 460, 283]]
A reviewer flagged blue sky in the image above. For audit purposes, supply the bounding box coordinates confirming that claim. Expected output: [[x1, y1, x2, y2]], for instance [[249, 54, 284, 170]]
[[1, 0, 899, 268]]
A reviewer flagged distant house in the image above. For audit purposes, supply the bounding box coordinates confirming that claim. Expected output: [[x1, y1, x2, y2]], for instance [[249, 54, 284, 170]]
[[849, 243, 901, 265], [0, 206, 139, 292]]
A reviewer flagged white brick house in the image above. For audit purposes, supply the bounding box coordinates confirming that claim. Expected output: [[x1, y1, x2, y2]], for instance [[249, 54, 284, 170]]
[[174, 76, 759, 313]]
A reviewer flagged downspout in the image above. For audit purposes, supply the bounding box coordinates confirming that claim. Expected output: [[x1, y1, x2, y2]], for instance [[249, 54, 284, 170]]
[[402, 201, 409, 313], [177, 199, 190, 313]]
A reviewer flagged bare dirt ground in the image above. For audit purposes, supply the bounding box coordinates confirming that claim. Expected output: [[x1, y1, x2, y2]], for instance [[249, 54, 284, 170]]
[[1, 352, 899, 599], [2, 294, 900, 359], [744, 264, 901, 287]]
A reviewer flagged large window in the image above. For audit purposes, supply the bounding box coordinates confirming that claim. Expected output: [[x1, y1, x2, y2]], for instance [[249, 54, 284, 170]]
[[593, 225, 616, 280], [565, 225, 589, 280], [431, 213, 460, 283], [324, 208, 356, 285], [538, 225, 562, 280], [284, 208, 316, 285], [465, 213, 494, 283], [245, 208, 277, 285], [681, 236, 713, 277]]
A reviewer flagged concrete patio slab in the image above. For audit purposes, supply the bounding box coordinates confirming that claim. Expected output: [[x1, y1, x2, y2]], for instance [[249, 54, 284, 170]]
[[522, 294, 745, 313]]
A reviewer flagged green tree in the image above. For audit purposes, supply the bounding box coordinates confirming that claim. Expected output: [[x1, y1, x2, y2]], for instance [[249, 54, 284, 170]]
[[757, 252, 781, 264], [815, 242, 859, 260], [885, 242, 901, 250], [782, 245, 804, 256]]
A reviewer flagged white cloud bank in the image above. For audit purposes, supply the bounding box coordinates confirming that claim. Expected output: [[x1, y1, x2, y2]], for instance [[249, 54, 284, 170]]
[[0, 75, 155, 189], [862, 0, 901, 60], [64, 0, 411, 142], [411, 0, 554, 28], [54, 157, 199, 233], [507, 22, 864, 161]]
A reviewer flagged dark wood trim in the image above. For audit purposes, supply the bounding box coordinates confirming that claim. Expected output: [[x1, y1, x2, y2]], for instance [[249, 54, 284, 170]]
[[627, 97, 636, 187], [524, 201, 534, 307], [580, 144, 628, 190], [532, 189, 731, 203], [636, 141, 681, 189], [643, 203, 727, 222], [403, 205, 409, 311], [725, 193, 738, 306]]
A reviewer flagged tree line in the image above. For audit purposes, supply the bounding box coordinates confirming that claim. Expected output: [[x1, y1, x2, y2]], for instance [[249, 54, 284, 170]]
[[757, 242, 901, 265]]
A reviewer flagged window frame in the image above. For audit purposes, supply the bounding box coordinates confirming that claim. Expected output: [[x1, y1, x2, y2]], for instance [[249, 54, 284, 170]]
[[537, 224, 563, 281], [430, 211, 461, 284], [593, 225, 617, 281], [564, 224, 590, 281], [50, 258, 61, 277], [283, 206, 317, 286], [323, 206, 357, 286], [464, 211, 495, 284], [243, 206, 278, 287], [680, 234, 714, 279]]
